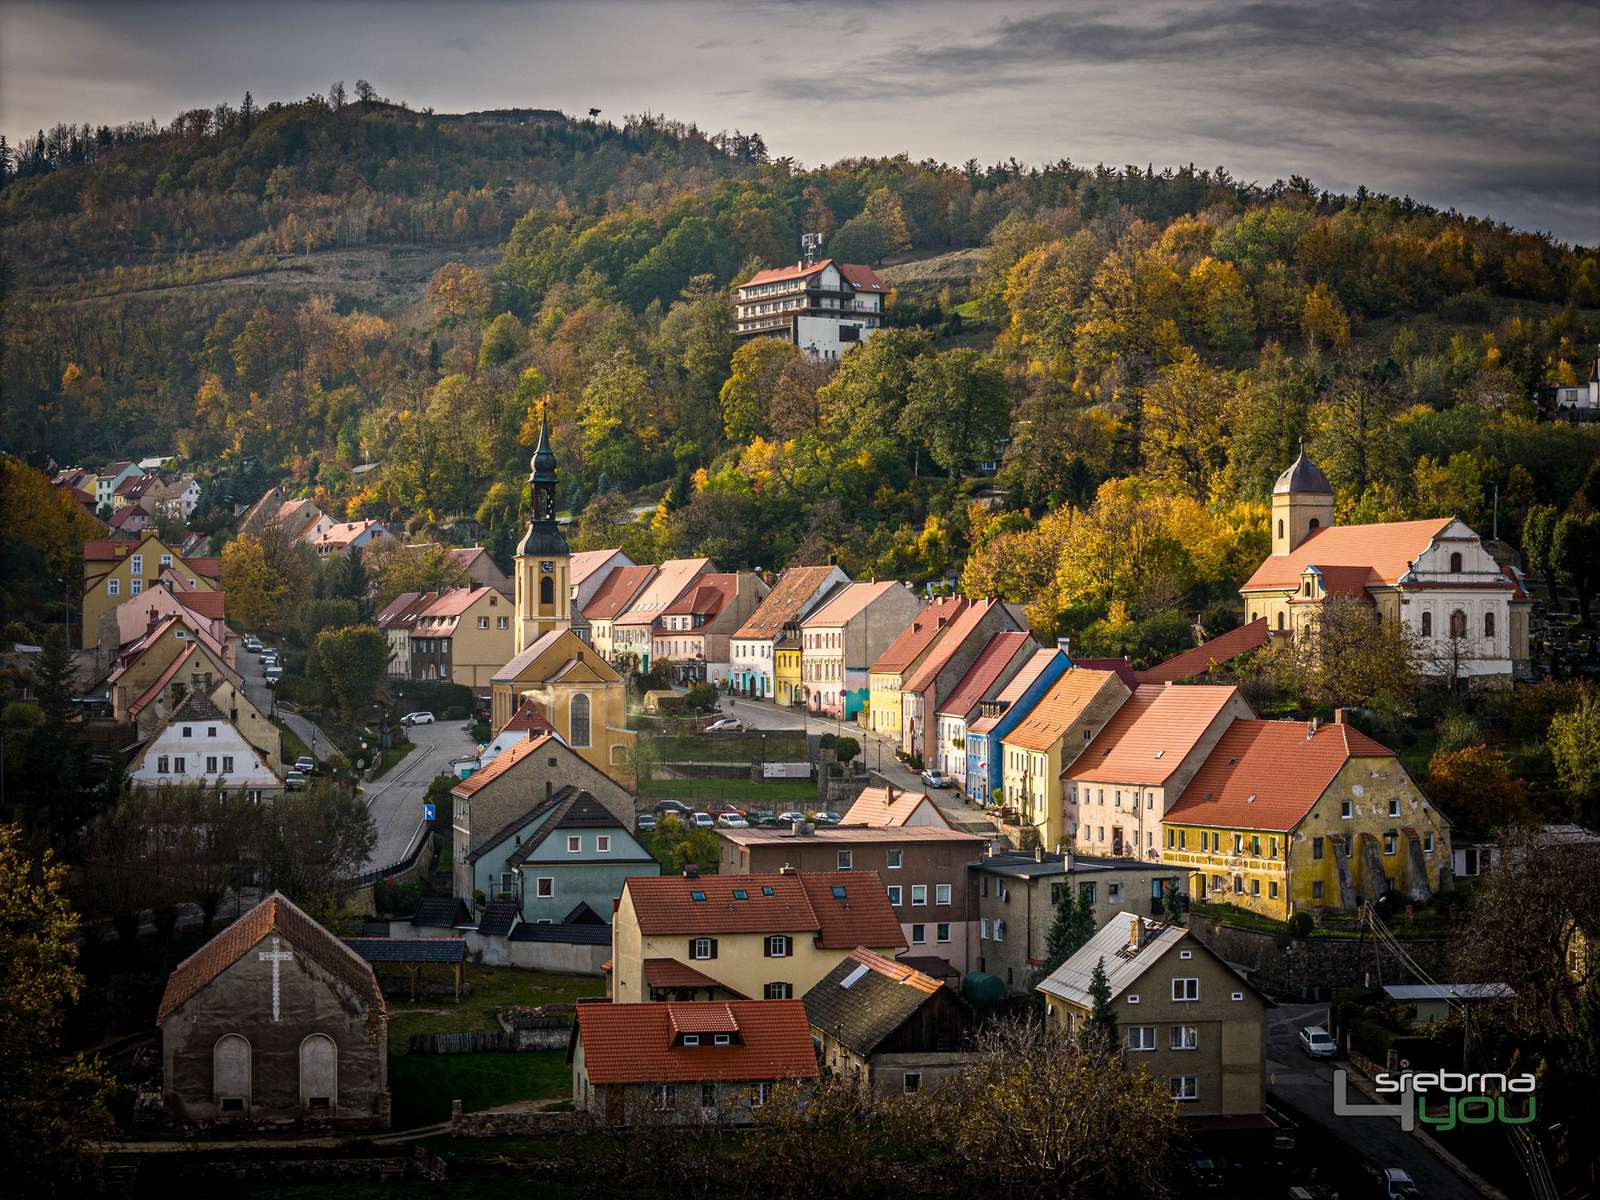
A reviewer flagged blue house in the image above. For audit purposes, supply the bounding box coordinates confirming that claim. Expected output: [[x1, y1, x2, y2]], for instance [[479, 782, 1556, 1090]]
[[464, 786, 658, 922], [963, 647, 1071, 802]]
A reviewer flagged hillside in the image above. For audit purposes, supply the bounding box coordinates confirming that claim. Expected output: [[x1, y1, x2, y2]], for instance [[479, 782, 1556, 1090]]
[[4, 87, 1599, 663]]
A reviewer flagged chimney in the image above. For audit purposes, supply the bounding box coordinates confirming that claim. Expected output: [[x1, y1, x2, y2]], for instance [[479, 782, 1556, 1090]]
[[1308, 716, 1320, 736], [1333, 708, 1347, 725], [1129, 916, 1143, 949], [1056, 636, 1071, 656], [1064, 849, 1074, 873], [684, 863, 701, 879], [779, 862, 797, 876], [1033, 843, 1044, 863]]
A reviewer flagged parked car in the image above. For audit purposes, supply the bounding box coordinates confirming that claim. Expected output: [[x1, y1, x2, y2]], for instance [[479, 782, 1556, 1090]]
[[690, 812, 716, 829], [920, 768, 953, 789], [810, 810, 841, 825], [1382, 1169, 1419, 1199], [747, 810, 778, 827], [704, 717, 746, 732], [635, 813, 658, 834], [1185, 1154, 1224, 1192], [243, 636, 261, 652], [294, 756, 315, 774], [264, 668, 283, 685], [654, 799, 694, 818], [716, 814, 749, 828], [1298, 1026, 1338, 1059], [775, 810, 807, 825], [706, 802, 748, 818], [284, 771, 307, 790], [401, 711, 435, 725]]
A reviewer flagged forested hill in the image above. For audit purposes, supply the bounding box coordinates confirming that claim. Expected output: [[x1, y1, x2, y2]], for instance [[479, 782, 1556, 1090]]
[[4, 88, 1599, 662]]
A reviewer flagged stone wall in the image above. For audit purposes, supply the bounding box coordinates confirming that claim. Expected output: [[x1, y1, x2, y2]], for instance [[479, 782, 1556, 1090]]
[[449, 1100, 584, 1137], [1188, 915, 1455, 1000]]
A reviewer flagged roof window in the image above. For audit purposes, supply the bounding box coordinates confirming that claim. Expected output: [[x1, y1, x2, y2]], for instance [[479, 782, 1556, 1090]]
[[733, 889, 749, 900], [831, 885, 847, 899], [691, 890, 706, 902]]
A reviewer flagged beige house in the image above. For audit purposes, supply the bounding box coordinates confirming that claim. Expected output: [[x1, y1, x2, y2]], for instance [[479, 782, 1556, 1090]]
[[124, 641, 283, 775], [611, 871, 905, 1003], [1038, 915, 1268, 1125], [81, 531, 219, 650], [800, 581, 925, 720], [408, 585, 514, 695], [581, 564, 656, 660], [611, 557, 718, 671]]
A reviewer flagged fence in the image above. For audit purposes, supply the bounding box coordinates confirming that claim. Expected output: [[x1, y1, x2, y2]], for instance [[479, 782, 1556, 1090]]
[[409, 1031, 520, 1054]]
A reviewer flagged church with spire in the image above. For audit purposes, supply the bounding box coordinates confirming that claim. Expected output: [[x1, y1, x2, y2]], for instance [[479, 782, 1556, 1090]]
[[1240, 447, 1531, 682], [488, 413, 637, 784]]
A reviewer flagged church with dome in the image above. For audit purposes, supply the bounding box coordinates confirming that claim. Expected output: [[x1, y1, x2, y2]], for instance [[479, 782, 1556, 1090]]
[[1240, 449, 1531, 682]]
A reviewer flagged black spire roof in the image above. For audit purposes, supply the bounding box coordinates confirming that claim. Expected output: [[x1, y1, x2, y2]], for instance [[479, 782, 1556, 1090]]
[[518, 405, 569, 558], [1273, 446, 1332, 496]]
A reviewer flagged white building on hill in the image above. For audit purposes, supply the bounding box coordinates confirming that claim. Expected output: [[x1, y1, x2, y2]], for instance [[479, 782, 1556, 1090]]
[[734, 258, 886, 361]]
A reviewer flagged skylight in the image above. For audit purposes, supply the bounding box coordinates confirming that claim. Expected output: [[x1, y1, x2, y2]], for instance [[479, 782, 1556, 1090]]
[[761, 886, 775, 896], [832, 885, 847, 899], [840, 963, 871, 989], [733, 889, 748, 900], [691, 890, 706, 902]]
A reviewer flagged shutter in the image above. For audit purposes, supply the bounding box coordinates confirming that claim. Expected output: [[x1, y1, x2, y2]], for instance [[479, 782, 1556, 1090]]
[[689, 938, 698, 960], [708, 938, 718, 959], [785, 936, 794, 957], [762, 937, 771, 958]]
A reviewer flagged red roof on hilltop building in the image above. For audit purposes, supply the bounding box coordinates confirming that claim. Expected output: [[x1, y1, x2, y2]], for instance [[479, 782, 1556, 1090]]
[[738, 258, 886, 293], [1241, 518, 1455, 592], [1136, 618, 1269, 684], [574, 1000, 820, 1085], [583, 564, 657, 621]]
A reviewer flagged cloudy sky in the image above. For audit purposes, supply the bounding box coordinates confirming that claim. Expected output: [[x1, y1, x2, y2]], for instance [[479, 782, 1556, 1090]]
[[3, 0, 1596, 243]]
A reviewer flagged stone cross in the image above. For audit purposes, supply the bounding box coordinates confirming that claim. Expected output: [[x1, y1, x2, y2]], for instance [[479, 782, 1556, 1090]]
[[258, 935, 293, 1022]]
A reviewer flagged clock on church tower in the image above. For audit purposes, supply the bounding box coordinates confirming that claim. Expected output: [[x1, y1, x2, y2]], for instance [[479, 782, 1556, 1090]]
[[514, 409, 571, 652]]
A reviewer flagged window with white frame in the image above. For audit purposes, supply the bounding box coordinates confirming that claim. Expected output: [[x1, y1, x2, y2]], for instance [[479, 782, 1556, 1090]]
[[885, 848, 903, 869], [567, 835, 582, 853], [1170, 1076, 1198, 1102], [886, 885, 902, 906], [980, 918, 990, 939], [536, 877, 553, 897], [107, 579, 119, 596], [1172, 977, 1199, 1001], [837, 850, 852, 870], [596, 835, 610, 853], [691, 938, 713, 960], [766, 935, 788, 958], [1127, 1026, 1156, 1051], [911, 884, 927, 906], [935, 883, 951, 905], [1170, 1025, 1198, 1050]]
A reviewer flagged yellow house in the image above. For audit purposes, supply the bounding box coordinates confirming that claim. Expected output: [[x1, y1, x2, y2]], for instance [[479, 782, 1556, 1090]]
[[490, 628, 635, 785], [123, 640, 283, 775], [999, 668, 1129, 847], [408, 585, 515, 695], [82, 531, 218, 649], [1162, 716, 1452, 920], [106, 614, 242, 719], [774, 622, 804, 707], [611, 871, 906, 1003], [867, 596, 966, 742]]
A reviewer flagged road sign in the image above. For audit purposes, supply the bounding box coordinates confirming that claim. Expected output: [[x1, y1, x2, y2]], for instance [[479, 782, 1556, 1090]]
[[423, 802, 436, 822]]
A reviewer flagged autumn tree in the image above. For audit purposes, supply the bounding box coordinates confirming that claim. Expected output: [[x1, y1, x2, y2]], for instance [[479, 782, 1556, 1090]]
[[0, 824, 118, 1194], [427, 261, 490, 321], [256, 781, 377, 913], [720, 338, 799, 443], [1307, 362, 1405, 497], [311, 625, 389, 719], [1550, 693, 1600, 815], [367, 540, 467, 607], [1140, 351, 1236, 500], [1422, 745, 1534, 838], [900, 348, 1010, 474], [1259, 597, 1423, 712], [1300, 281, 1350, 351], [477, 311, 527, 370], [220, 526, 314, 633]]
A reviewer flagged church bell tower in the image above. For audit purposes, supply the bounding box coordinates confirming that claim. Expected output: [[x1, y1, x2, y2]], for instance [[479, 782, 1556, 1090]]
[[514, 409, 571, 652]]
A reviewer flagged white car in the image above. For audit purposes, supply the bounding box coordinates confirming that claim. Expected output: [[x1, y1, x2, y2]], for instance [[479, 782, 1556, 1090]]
[[704, 717, 745, 732], [715, 814, 749, 828], [1298, 1025, 1337, 1058], [690, 812, 716, 829], [284, 771, 307, 790], [402, 711, 435, 725], [776, 811, 807, 825]]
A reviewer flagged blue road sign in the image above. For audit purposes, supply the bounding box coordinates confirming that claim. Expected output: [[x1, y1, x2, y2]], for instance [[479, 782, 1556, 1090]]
[[423, 802, 437, 822]]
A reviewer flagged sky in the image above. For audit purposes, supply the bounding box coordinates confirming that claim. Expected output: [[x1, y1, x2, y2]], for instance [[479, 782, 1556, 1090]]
[[3, 0, 1597, 244]]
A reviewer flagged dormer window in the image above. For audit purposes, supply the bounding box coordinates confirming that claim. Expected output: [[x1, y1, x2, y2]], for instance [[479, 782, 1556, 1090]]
[[714, 1033, 731, 1046], [683, 1035, 700, 1047]]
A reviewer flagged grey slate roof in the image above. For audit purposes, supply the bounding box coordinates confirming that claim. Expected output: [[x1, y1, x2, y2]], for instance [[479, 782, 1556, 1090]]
[[411, 897, 472, 929], [509, 920, 612, 946], [171, 689, 225, 722], [508, 790, 654, 867], [1273, 449, 1333, 496], [802, 952, 946, 1057], [1036, 916, 1191, 1008], [342, 937, 467, 964], [465, 788, 572, 865]]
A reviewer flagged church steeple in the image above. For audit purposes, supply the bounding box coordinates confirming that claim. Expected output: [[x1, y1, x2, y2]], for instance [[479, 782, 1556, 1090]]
[[514, 406, 571, 652]]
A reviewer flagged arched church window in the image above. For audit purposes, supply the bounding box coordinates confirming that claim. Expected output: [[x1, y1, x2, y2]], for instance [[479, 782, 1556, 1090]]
[[1449, 552, 1463, 573], [214, 1034, 251, 1114], [1484, 611, 1495, 639], [540, 576, 554, 606], [1277, 519, 1285, 540], [1308, 518, 1320, 531], [1421, 612, 1432, 637], [570, 693, 591, 747], [1449, 609, 1467, 638], [299, 1034, 337, 1111]]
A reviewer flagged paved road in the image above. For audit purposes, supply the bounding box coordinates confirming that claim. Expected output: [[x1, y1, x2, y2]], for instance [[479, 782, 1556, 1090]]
[[1267, 1002, 1489, 1200], [721, 696, 996, 831], [234, 639, 338, 762], [359, 719, 476, 871]]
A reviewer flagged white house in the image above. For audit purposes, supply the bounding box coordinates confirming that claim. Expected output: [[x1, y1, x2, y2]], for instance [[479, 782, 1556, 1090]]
[[734, 258, 887, 362], [127, 691, 283, 801], [729, 565, 849, 699]]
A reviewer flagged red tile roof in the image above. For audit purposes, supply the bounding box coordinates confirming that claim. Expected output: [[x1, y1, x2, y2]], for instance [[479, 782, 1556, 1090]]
[[644, 958, 747, 994], [870, 596, 968, 674], [452, 733, 555, 797], [83, 537, 140, 560], [376, 590, 434, 630], [1136, 618, 1269, 684], [582, 564, 657, 621], [1063, 683, 1246, 786], [804, 580, 912, 629], [499, 698, 559, 739], [966, 648, 1062, 734], [182, 556, 221, 579], [838, 785, 948, 829], [157, 892, 385, 1043], [733, 566, 842, 640], [177, 591, 227, 621], [1004, 668, 1124, 753], [127, 642, 198, 719], [836, 263, 887, 292], [624, 871, 905, 950], [901, 604, 1024, 696], [936, 631, 1034, 718], [569, 548, 628, 587], [1241, 518, 1453, 592], [1165, 719, 1397, 831], [660, 573, 738, 618], [1071, 657, 1139, 689], [575, 1000, 819, 1085]]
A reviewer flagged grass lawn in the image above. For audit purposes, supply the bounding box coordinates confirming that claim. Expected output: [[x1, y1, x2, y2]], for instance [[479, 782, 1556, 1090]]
[[386, 964, 604, 1051], [388, 1050, 570, 1128], [639, 776, 817, 807], [275, 720, 312, 764], [648, 731, 807, 762]]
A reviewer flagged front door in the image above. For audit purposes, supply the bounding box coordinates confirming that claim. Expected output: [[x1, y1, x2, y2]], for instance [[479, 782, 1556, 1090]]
[[1112, 826, 1124, 855]]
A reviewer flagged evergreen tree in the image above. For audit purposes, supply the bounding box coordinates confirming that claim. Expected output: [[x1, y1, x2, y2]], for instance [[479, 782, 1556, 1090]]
[[1087, 957, 1119, 1047], [1035, 882, 1096, 984]]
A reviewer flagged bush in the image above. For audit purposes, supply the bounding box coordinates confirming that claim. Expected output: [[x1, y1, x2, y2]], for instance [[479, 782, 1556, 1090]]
[[442, 705, 468, 721], [1436, 711, 1480, 752], [393, 679, 474, 715], [1288, 911, 1314, 938], [684, 683, 717, 711], [834, 736, 860, 764]]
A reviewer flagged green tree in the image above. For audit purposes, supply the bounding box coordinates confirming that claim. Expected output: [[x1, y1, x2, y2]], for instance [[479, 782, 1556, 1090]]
[[6, 633, 104, 857], [311, 625, 389, 719], [1086, 957, 1119, 1046], [1553, 511, 1599, 627], [477, 311, 527, 370], [720, 337, 801, 443], [1036, 883, 1096, 983], [1550, 694, 1600, 812], [255, 782, 377, 912], [1523, 504, 1562, 607], [367, 541, 467, 608], [899, 348, 1010, 475], [0, 824, 119, 1194]]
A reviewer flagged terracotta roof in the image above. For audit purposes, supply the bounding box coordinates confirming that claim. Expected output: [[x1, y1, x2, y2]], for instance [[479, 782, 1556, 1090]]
[[415, 585, 495, 620], [182, 556, 221, 579], [448, 545, 488, 570], [660, 573, 738, 618], [376, 591, 434, 630], [499, 698, 559, 738], [733, 566, 842, 640], [108, 505, 151, 529], [936, 631, 1035, 718], [967, 648, 1062, 734], [837, 786, 950, 829], [315, 519, 385, 547], [740, 259, 831, 288], [569, 548, 630, 587], [574, 1000, 819, 1085], [177, 591, 226, 621], [1136, 618, 1269, 684], [869, 596, 968, 673], [127, 643, 198, 718], [582, 564, 657, 621], [836, 263, 887, 292], [615, 558, 716, 626], [1063, 683, 1246, 786], [1241, 518, 1453, 592], [624, 871, 905, 949], [902, 599, 1022, 695], [800, 581, 902, 630], [643, 958, 741, 992], [1004, 668, 1124, 753], [452, 732, 555, 797], [723, 825, 981, 848], [157, 892, 385, 1043], [1165, 719, 1396, 832], [802, 948, 949, 1056], [83, 537, 140, 560]]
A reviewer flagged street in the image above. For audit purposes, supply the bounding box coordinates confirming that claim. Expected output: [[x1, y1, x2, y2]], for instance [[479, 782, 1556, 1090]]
[[1267, 1002, 1490, 1200], [720, 695, 995, 830], [235, 639, 473, 873]]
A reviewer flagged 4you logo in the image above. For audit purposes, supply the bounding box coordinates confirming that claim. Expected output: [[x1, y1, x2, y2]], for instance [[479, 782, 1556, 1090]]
[[1332, 1069, 1537, 1132]]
